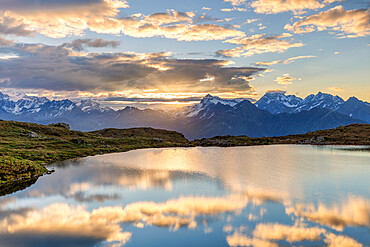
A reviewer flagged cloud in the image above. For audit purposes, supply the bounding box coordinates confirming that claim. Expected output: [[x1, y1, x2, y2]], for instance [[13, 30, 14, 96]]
[[1, 3, 245, 42], [275, 74, 300, 85], [327, 87, 342, 91], [0, 16, 34, 36], [285, 6, 370, 38], [253, 223, 325, 242], [255, 55, 316, 66], [0, 36, 13, 46], [265, 89, 286, 94], [324, 233, 362, 247], [227, 231, 278, 247], [218, 33, 304, 57], [285, 197, 370, 230], [0, 0, 129, 38], [0, 0, 109, 9], [251, 0, 325, 14], [0, 44, 264, 94], [0, 203, 132, 246], [0, 191, 282, 245], [245, 19, 259, 24], [225, 0, 343, 14], [224, 0, 248, 6], [227, 223, 362, 247], [61, 38, 120, 51], [221, 7, 248, 12]]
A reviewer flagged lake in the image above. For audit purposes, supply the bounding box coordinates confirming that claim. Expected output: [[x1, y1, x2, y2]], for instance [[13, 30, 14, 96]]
[[0, 145, 369, 246]]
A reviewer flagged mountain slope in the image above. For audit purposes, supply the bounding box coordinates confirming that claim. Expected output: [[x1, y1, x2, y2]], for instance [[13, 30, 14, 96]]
[[177, 97, 363, 139], [0, 91, 367, 139], [337, 97, 370, 123]]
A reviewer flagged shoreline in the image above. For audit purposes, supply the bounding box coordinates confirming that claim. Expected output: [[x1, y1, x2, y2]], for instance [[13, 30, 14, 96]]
[[1, 121, 369, 195]]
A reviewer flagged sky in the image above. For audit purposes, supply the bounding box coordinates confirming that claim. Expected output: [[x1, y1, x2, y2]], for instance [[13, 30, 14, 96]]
[[0, 0, 369, 109]]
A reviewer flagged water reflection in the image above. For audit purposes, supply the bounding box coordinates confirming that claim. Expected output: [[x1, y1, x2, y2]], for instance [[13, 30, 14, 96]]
[[0, 145, 369, 246]]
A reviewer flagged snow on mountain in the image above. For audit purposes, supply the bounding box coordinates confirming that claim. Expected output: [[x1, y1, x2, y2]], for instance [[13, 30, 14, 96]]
[[294, 92, 344, 113], [77, 99, 113, 113], [12, 96, 50, 114], [37, 99, 80, 118], [177, 94, 243, 118], [255, 92, 302, 114], [0, 93, 50, 114], [255, 92, 347, 114], [0, 91, 9, 100]]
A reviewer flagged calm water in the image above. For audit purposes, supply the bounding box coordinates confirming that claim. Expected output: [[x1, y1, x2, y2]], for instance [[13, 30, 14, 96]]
[[0, 145, 369, 247]]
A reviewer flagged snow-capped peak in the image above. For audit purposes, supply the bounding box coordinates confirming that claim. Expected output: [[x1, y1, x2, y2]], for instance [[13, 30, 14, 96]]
[[77, 99, 113, 113], [0, 93, 51, 114], [177, 94, 244, 118], [255, 92, 302, 114], [200, 94, 242, 107], [295, 92, 344, 112]]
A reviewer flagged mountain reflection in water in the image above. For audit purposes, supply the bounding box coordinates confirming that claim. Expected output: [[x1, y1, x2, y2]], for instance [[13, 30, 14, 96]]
[[0, 145, 369, 246]]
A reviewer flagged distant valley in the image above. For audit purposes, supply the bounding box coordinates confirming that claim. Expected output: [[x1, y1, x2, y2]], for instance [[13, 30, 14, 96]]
[[0, 91, 369, 140]]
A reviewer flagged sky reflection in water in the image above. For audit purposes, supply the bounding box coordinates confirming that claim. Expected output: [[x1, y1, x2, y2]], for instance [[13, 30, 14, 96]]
[[0, 145, 369, 246]]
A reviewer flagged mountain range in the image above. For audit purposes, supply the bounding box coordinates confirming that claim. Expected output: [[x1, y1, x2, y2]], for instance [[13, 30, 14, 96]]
[[0, 91, 368, 139]]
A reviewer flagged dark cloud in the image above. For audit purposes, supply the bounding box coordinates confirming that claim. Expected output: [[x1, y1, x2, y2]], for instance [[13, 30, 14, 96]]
[[0, 43, 264, 94], [0, 36, 13, 46], [0, 17, 34, 36], [60, 38, 120, 51]]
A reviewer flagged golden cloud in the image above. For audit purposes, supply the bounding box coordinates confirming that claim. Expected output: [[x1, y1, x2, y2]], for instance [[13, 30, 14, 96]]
[[327, 87, 342, 92], [226, 223, 362, 247], [227, 231, 278, 247], [0, 203, 132, 245], [1, 4, 245, 42], [251, 0, 326, 14], [224, 0, 248, 6], [256, 55, 316, 66], [0, 190, 283, 244], [285, 197, 370, 230], [1, 0, 128, 38], [219, 33, 304, 57], [275, 74, 300, 85], [285, 6, 370, 38], [253, 223, 325, 242], [324, 232, 362, 247]]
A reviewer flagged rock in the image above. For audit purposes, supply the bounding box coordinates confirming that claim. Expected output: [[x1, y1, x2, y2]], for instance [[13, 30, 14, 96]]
[[153, 138, 163, 142], [70, 138, 86, 144], [49, 123, 70, 130], [306, 136, 326, 144], [27, 131, 39, 138]]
